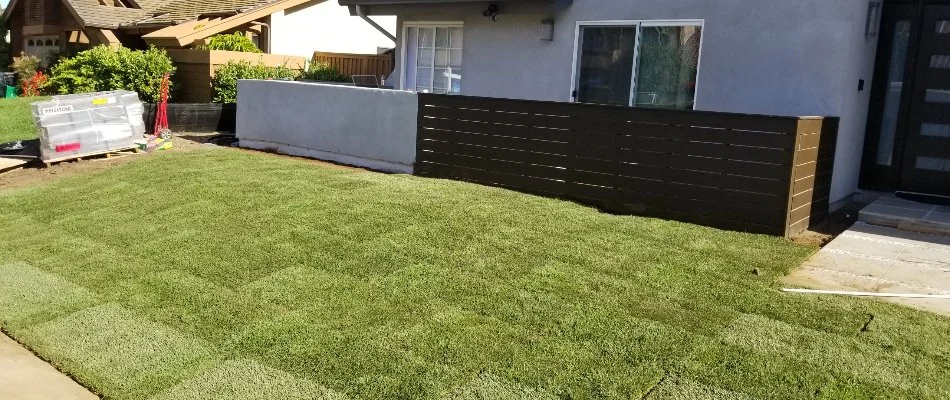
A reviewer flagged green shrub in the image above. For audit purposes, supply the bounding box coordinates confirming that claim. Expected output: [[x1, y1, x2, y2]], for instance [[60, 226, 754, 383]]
[[46, 46, 175, 103], [211, 60, 297, 103], [197, 33, 262, 53], [11, 53, 42, 84], [300, 62, 348, 82]]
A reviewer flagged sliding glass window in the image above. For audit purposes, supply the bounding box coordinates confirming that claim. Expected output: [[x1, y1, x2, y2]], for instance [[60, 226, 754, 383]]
[[573, 21, 703, 109]]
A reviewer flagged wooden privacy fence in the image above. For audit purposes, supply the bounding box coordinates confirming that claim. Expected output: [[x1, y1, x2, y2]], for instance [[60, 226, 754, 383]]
[[311, 51, 393, 78], [415, 94, 837, 237]]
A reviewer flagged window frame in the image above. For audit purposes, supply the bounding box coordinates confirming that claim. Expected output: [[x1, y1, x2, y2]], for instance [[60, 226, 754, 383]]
[[569, 19, 706, 109], [400, 21, 464, 93]]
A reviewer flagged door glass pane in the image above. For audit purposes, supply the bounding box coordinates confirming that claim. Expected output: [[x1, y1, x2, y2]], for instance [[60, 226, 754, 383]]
[[418, 27, 434, 48], [417, 48, 434, 67], [634, 25, 702, 109], [921, 123, 950, 137], [931, 54, 950, 68], [876, 20, 912, 166], [435, 27, 450, 48], [937, 20, 950, 34], [925, 89, 950, 103], [404, 28, 419, 90], [449, 27, 464, 48], [916, 156, 950, 171], [575, 26, 636, 106]]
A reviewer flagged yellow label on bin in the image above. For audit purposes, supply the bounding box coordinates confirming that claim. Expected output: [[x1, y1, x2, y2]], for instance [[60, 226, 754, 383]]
[[92, 98, 108, 105]]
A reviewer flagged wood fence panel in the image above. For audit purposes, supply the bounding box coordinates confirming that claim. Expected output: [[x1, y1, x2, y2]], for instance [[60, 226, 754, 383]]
[[415, 94, 838, 237], [311, 51, 393, 78]]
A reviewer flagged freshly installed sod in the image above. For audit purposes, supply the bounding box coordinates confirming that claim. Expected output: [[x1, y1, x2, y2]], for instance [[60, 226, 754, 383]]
[[0, 96, 46, 144], [0, 148, 948, 399]]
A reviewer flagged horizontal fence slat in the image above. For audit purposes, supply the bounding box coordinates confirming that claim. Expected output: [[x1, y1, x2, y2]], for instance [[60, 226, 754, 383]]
[[419, 127, 573, 155], [617, 136, 793, 165], [421, 117, 578, 143], [618, 162, 788, 195], [566, 119, 796, 149], [419, 139, 569, 167], [621, 150, 790, 180], [420, 151, 567, 181]]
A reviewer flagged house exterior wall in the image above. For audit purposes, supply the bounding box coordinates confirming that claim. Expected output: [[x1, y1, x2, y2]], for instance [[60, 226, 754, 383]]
[[269, 1, 396, 59], [390, 0, 878, 204]]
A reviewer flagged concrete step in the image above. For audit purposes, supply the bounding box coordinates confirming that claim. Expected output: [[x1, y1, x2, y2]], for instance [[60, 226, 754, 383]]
[[858, 194, 950, 236]]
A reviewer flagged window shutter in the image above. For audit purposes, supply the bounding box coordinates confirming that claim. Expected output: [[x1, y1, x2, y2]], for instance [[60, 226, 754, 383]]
[[28, 0, 43, 24]]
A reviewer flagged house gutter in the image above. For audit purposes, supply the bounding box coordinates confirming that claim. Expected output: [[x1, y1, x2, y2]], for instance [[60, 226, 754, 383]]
[[248, 21, 271, 53], [354, 5, 396, 43]]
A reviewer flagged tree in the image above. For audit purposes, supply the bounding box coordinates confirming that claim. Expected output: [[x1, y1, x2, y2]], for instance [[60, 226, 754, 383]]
[[0, 8, 9, 71]]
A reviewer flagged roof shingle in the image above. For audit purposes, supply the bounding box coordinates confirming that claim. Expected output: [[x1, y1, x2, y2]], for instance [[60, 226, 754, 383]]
[[64, 0, 282, 29]]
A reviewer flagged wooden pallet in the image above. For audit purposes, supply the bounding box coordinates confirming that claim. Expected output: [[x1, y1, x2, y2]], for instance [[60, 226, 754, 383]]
[[42, 146, 142, 168], [0, 156, 29, 175]]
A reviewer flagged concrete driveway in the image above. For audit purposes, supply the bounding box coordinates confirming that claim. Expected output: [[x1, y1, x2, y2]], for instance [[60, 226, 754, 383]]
[[785, 221, 950, 316]]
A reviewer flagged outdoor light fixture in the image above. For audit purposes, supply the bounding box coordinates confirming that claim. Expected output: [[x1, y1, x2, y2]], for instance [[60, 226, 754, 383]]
[[540, 19, 555, 41], [866, 1, 882, 38], [483, 4, 500, 22]]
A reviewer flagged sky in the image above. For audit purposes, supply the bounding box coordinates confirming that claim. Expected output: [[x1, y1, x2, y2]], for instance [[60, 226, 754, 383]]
[[0, 0, 7, 8]]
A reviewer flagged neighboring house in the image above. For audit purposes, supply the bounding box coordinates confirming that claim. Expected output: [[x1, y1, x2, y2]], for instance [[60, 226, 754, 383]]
[[1, 0, 394, 64], [339, 0, 950, 206]]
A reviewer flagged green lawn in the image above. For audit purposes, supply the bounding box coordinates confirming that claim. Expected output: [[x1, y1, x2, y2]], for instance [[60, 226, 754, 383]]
[[0, 96, 47, 144], [0, 148, 948, 399]]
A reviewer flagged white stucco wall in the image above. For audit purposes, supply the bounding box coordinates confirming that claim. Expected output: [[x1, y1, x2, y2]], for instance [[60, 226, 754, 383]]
[[236, 80, 417, 173], [387, 0, 879, 204], [269, 1, 396, 58]]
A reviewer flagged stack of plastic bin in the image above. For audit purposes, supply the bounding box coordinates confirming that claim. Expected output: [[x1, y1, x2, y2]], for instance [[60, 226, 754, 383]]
[[31, 91, 146, 163], [1, 73, 16, 98]]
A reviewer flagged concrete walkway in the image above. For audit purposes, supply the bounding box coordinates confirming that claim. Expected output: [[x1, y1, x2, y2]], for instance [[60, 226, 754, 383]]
[[0, 332, 98, 400], [859, 194, 950, 236], [785, 221, 950, 316]]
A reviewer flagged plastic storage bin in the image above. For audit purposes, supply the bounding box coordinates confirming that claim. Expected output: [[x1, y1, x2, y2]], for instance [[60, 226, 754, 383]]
[[31, 91, 146, 163]]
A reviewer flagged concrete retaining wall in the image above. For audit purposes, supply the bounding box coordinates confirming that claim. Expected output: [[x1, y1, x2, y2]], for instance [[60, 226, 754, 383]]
[[236, 80, 417, 173]]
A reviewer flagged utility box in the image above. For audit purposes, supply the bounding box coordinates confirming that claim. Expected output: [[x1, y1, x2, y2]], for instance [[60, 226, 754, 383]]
[[31, 91, 146, 163]]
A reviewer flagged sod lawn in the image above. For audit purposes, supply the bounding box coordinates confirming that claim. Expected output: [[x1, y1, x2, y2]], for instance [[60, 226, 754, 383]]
[[0, 148, 948, 399], [0, 97, 46, 144]]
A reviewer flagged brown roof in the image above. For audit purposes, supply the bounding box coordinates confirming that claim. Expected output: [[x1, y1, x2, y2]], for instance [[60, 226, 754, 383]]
[[53, 0, 285, 29], [66, 0, 151, 28]]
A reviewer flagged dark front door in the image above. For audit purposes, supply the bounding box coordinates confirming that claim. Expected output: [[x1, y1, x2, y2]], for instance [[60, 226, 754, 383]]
[[900, 5, 950, 195], [863, 2, 950, 196]]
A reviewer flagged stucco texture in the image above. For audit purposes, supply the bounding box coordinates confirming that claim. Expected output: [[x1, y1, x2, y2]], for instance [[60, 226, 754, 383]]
[[236, 80, 418, 173]]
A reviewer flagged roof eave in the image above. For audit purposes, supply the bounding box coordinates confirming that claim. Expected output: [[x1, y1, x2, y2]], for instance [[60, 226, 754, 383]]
[[2, 0, 20, 21]]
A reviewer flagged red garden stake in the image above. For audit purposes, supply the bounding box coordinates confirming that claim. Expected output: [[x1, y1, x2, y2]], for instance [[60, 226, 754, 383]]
[[153, 73, 172, 140]]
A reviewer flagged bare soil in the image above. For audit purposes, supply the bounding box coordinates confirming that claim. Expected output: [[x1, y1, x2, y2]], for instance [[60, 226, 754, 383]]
[[791, 202, 865, 247], [0, 134, 366, 193], [0, 135, 209, 192]]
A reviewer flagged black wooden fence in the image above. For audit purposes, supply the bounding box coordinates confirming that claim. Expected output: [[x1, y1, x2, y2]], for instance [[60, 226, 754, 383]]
[[144, 103, 237, 133], [415, 94, 837, 237]]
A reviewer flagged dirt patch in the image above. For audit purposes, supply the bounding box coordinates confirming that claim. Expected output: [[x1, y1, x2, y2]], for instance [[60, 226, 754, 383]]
[[791, 202, 865, 247], [1, 134, 374, 192], [0, 135, 210, 192]]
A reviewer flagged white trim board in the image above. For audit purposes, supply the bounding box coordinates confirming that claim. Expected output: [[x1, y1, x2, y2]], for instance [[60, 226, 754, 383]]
[[569, 19, 705, 109]]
